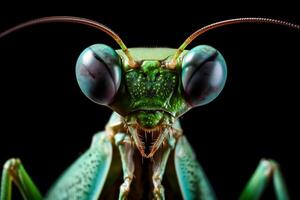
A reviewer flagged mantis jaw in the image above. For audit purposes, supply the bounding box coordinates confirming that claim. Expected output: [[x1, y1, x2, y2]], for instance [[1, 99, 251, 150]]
[[127, 124, 171, 158]]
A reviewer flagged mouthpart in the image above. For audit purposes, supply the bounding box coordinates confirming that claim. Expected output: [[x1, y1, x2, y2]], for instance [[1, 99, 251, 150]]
[[127, 124, 171, 158]]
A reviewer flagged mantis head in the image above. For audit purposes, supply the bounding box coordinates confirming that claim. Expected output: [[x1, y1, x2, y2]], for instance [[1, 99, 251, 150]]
[[75, 44, 227, 157], [1, 16, 298, 157]]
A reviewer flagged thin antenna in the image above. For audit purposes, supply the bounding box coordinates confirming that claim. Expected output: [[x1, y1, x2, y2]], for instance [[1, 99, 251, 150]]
[[167, 18, 300, 69], [0, 16, 138, 68]]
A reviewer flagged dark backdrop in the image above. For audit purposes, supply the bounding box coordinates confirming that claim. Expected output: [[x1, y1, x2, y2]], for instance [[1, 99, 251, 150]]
[[0, 2, 299, 199]]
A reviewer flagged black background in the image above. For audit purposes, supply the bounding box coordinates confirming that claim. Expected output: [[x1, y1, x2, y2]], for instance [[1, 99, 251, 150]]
[[0, 2, 299, 200]]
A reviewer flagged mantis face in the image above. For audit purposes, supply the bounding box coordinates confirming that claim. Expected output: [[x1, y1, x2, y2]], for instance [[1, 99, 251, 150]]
[[11, 17, 288, 158], [1, 16, 296, 158], [76, 44, 227, 157]]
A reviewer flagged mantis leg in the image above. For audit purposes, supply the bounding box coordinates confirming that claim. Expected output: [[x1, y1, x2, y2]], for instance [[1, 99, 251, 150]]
[[151, 140, 173, 200], [114, 133, 135, 200], [45, 131, 113, 200], [0, 158, 42, 200], [239, 159, 289, 200], [174, 136, 216, 200]]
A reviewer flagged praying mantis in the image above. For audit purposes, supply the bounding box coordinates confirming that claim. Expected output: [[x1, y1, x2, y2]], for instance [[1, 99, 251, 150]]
[[0, 16, 299, 200]]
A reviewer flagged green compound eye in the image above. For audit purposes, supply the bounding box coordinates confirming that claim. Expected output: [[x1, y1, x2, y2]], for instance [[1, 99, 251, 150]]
[[181, 45, 227, 107], [76, 44, 122, 105]]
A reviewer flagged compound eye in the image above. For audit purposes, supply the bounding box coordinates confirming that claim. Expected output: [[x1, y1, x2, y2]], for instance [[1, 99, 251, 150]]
[[181, 45, 227, 107], [76, 44, 122, 105]]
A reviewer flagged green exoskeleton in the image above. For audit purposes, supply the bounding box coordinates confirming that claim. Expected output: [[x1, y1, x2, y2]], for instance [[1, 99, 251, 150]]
[[0, 16, 299, 200]]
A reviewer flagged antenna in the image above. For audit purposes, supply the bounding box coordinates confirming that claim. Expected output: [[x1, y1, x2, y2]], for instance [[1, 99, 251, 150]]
[[167, 18, 300, 69], [0, 16, 138, 68]]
